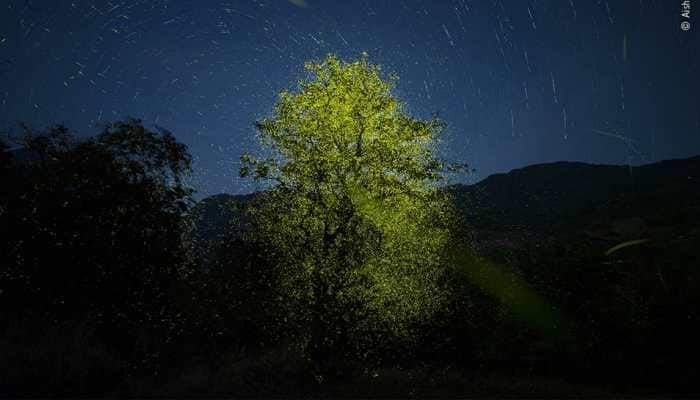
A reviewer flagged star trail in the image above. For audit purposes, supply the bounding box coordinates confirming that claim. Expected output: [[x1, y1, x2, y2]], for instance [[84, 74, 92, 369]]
[[0, 0, 698, 196]]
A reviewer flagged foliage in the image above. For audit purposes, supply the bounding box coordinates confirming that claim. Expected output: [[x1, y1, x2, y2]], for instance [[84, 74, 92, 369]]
[[240, 53, 456, 368], [1, 115, 699, 395], [0, 119, 194, 379]]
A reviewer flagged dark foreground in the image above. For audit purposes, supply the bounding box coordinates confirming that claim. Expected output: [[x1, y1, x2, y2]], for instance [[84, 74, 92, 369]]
[[1, 125, 698, 397]]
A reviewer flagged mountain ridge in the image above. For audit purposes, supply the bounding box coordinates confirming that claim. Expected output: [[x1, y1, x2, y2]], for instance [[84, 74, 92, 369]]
[[193, 155, 700, 238]]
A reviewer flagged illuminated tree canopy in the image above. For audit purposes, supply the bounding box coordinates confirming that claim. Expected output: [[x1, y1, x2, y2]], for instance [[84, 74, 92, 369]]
[[241, 53, 456, 364]]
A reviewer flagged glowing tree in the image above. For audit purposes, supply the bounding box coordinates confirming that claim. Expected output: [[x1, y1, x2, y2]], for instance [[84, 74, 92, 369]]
[[240, 53, 455, 370]]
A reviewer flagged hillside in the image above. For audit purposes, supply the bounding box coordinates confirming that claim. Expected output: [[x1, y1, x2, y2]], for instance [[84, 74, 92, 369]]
[[450, 156, 700, 262], [453, 155, 700, 227], [193, 155, 700, 255]]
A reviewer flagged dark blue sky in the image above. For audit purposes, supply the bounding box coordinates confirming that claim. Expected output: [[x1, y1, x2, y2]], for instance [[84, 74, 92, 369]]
[[1, 0, 698, 197]]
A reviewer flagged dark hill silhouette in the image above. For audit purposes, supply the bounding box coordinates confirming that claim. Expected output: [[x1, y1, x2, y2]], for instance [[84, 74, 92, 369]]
[[453, 155, 700, 228], [193, 155, 700, 248], [191, 192, 256, 243]]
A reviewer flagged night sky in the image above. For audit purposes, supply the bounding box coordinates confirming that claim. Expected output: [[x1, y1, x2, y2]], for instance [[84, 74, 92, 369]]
[[1, 0, 698, 197]]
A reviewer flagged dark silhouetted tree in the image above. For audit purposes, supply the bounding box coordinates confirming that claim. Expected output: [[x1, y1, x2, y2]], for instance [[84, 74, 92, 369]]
[[0, 119, 193, 376]]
